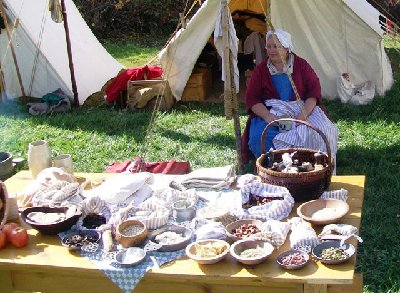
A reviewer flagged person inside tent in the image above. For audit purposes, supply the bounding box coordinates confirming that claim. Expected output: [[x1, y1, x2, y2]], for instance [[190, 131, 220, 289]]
[[242, 28, 338, 168]]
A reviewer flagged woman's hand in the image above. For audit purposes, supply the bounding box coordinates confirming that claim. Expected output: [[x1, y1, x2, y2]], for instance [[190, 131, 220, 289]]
[[265, 112, 279, 124]]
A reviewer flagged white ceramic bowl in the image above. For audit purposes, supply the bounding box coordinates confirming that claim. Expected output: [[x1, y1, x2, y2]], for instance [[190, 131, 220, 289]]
[[186, 239, 230, 265], [230, 239, 274, 265]]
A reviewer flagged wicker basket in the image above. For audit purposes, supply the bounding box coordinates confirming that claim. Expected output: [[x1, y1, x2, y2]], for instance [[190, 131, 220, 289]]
[[256, 118, 334, 202], [0, 181, 8, 230], [115, 219, 148, 248]]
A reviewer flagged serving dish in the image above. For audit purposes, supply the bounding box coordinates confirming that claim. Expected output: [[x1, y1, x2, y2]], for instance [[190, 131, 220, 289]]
[[114, 247, 146, 267], [226, 219, 263, 242], [61, 229, 101, 251], [297, 199, 349, 225], [21, 205, 81, 235], [148, 224, 192, 252], [312, 241, 355, 264], [276, 249, 309, 270], [230, 239, 274, 265], [115, 219, 147, 248], [186, 239, 230, 265]]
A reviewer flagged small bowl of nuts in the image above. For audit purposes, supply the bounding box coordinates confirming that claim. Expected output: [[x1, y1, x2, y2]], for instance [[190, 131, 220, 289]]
[[312, 241, 355, 265], [226, 219, 263, 242], [230, 239, 274, 265], [115, 219, 147, 248], [276, 249, 309, 270]]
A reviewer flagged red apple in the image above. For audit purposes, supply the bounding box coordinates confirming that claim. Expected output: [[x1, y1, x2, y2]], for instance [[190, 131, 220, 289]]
[[2, 222, 19, 242], [9, 227, 28, 248]]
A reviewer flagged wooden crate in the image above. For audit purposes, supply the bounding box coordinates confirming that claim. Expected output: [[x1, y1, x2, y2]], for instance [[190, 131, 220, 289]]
[[181, 68, 212, 101]]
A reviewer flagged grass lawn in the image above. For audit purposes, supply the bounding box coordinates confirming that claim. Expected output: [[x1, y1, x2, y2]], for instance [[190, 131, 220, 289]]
[[1, 39, 400, 293]]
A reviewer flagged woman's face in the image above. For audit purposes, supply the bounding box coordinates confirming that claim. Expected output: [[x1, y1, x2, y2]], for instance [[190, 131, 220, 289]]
[[266, 35, 289, 64]]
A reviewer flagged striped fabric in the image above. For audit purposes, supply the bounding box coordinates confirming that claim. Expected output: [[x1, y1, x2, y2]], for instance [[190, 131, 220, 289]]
[[237, 181, 294, 221], [265, 99, 338, 174], [250, 219, 291, 248], [289, 217, 320, 251]]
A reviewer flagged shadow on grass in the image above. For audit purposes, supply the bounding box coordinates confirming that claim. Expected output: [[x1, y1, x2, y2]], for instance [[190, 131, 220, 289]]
[[337, 144, 400, 293]]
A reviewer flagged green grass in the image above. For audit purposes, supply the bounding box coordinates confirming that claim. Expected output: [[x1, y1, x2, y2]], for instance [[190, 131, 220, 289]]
[[1, 40, 400, 293]]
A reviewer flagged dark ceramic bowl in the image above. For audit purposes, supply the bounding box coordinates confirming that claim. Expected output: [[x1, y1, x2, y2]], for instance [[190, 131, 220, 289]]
[[21, 206, 82, 235], [312, 241, 355, 265]]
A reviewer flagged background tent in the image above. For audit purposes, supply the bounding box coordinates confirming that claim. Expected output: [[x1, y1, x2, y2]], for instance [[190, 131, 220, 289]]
[[0, 0, 123, 105], [160, 0, 393, 102]]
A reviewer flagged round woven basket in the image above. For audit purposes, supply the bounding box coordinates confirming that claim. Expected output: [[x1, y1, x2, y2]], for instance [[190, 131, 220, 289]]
[[115, 219, 148, 248], [0, 181, 9, 230], [256, 118, 334, 202]]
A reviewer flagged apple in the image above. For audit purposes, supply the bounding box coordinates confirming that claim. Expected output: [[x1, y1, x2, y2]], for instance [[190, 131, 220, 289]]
[[2, 222, 19, 242], [9, 227, 28, 248], [0, 230, 6, 249]]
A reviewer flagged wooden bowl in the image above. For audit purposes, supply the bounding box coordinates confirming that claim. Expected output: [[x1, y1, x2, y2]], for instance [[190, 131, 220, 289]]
[[297, 199, 349, 225], [276, 249, 309, 270], [226, 219, 263, 242], [0, 181, 8, 230], [186, 239, 230, 265], [230, 239, 274, 265], [312, 241, 355, 265], [115, 219, 147, 248]]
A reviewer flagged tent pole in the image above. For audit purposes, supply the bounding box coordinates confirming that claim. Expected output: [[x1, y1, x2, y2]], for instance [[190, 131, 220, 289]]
[[0, 1, 26, 103], [221, 0, 243, 174], [60, 0, 79, 106]]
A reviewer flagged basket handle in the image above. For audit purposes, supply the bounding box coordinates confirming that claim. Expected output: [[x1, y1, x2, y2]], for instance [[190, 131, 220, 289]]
[[260, 118, 332, 168]]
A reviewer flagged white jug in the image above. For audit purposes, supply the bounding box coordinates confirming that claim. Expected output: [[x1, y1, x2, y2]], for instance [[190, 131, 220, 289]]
[[27, 140, 52, 178]]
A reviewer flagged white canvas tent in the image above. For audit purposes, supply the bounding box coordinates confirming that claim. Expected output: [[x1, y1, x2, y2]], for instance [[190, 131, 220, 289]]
[[0, 0, 123, 105], [160, 0, 393, 102]]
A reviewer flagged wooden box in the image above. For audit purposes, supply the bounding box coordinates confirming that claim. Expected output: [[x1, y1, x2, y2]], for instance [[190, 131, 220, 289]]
[[181, 68, 212, 101]]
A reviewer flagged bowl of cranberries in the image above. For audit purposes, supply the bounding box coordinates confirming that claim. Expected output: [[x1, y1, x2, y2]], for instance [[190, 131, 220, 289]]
[[226, 219, 263, 242]]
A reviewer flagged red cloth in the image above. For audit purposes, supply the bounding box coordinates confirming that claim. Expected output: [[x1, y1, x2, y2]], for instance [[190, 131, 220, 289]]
[[242, 54, 322, 164], [105, 156, 191, 175], [105, 65, 163, 103], [105, 160, 131, 173]]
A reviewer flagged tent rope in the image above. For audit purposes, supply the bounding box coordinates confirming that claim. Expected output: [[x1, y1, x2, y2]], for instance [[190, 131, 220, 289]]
[[28, 1, 48, 97], [0, 0, 26, 99], [134, 0, 194, 171]]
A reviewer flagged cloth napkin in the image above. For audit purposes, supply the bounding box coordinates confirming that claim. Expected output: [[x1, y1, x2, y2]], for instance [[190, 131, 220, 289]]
[[174, 165, 236, 190]]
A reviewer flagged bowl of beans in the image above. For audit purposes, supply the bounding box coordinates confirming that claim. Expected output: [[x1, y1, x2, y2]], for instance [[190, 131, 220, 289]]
[[276, 249, 309, 270], [226, 219, 263, 242], [312, 241, 355, 264], [230, 239, 274, 265], [115, 219, 148, 248], [61, 229, 101, 251]]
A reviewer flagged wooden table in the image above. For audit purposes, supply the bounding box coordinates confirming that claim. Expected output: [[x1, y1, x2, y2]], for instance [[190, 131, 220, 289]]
[[0, 171, 365, 293]]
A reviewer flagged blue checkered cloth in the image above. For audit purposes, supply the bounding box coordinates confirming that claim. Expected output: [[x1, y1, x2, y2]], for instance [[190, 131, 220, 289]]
[[81, 248, 186, 293], [59, 231, 186, 293]]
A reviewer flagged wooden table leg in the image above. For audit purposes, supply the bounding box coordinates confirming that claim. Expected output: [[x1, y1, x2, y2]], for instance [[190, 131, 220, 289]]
[[304, 284, 328, 293], [0, 270, 14, 293]]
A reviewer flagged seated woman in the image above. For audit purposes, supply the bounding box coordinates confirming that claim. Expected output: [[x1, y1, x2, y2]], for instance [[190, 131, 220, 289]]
[[242, 28, 338, 169]]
